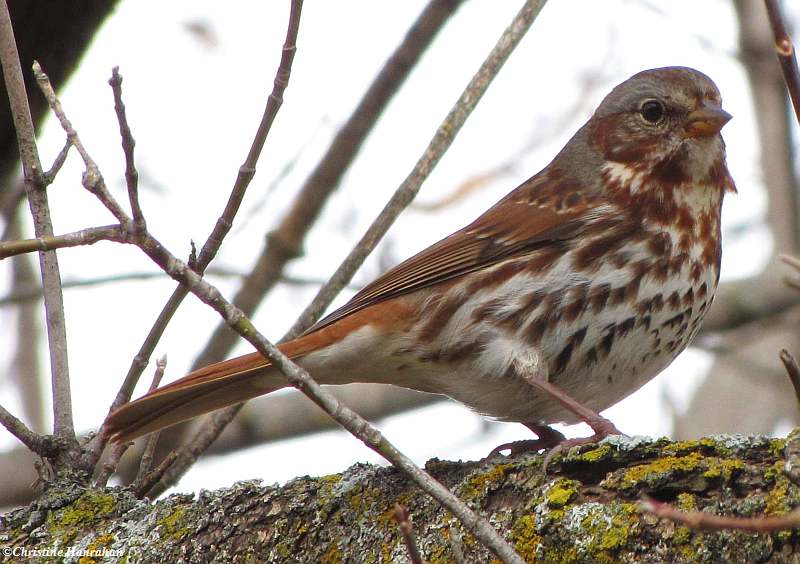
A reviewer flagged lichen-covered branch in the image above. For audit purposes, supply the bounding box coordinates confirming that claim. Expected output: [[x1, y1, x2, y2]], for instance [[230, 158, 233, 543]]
[[3, 432, 798, 562]]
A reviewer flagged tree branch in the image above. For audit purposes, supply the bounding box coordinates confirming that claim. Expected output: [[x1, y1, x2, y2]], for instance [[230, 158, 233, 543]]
[[0, 224, 127, 259], [0, 0, 74, 441], [764, 0, 800, 126]]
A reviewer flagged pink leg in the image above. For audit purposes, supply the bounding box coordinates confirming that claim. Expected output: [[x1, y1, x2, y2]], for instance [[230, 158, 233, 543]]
[[488, 373, 624, 468]]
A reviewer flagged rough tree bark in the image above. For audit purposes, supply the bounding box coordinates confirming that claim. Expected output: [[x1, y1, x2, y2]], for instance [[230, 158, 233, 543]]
[[2, 431, 799, 562]]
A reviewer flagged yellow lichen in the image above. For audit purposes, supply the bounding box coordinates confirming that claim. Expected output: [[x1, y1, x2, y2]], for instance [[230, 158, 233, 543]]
[[157, 506, 189, 540], [702, 457, 744, 480], [618, 452, 704, 489], [676, 493, 697, 512], [510, 514, 542, 562], [463, 464, 511, 499], [78, 533, 115, 564], [544, 479, 579, 509]]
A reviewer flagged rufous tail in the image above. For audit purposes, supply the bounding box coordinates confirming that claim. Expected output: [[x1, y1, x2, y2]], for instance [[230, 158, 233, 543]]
[[102, 335, 324, 443]]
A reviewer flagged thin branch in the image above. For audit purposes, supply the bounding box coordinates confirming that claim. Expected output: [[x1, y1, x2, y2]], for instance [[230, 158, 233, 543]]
[[43, 138, 71, 184], [780, 349, 800, 411], [33, 62, 131, 225], [764, 0, 800, 126], [0, 402, 53, 456], [88, 1, 306, 470], [0, 224, 127, 259], [132, 356, 168, 487], [394, 504, 424, 564], [136, 450, 178, 500], [109, 66, 144, 230], [97, 355, 169, 488], [285, 0, 549, 338], [642, 497, 800, 532], [192, 0, 467, 369], [0, 1, 75, 441]]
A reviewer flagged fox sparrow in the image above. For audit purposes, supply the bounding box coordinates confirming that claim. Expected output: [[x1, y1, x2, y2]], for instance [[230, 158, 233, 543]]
[[104, 67, 735, 452]]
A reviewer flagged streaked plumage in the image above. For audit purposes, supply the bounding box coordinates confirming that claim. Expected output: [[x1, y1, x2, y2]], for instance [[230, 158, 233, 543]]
[[104, 67, 734, 445]]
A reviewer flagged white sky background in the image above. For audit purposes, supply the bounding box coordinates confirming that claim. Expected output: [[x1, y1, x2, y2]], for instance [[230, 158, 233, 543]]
[[0, 0, 793, 494]]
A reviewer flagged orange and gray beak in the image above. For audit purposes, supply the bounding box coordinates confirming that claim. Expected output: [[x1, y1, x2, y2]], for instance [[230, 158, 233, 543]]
[[684, 105, 732, 138]]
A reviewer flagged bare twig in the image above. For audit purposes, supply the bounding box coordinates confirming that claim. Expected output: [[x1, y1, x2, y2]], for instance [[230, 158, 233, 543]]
[[0, 224, 127, 258], [285, 0, 547, 338], [33, 62, 131, 225], [91, 1, 306, 469], [0, 403, 54, 456], [193, 0, 467, 368], [780, 349, 800, 411], [97, 355, 169, 488], [132, 356, 168, 487], [135, 450, 178, 500], [641, 497, 800, 532], [394, 504, 424, 564], [764, 0, 800, 127], [94, 441, 130, 488], [109, 66, 144, 230], [0, 1, 75, 441], [43, 139, 71, 184]]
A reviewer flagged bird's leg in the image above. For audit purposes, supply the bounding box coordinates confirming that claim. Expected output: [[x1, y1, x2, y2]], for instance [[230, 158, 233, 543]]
[[488, 360, 624, 465], [522, 374, 623, 441], [522, 374, 625, 470]]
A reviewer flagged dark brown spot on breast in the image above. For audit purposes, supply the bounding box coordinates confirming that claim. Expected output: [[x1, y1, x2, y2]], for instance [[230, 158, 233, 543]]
[[439, 337, 487, 363], [525, 289, 567, 344], [418, 292, 469, 342], [563, 283, 590, 322], [652, 258, 670, 282], [647, 232, 672, 256], [617, 317, 636, 337], [552, 326, 588, 375], [610, 286, 627, 306], [667, 291, 681, 309], [599, 326, 615, 357], [690, 261, 703, 283], [670, 253, 689, 275], [590, 284, 611, 313]]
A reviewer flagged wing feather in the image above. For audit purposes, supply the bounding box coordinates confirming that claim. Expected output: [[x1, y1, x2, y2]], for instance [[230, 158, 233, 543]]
[[310, 172, 608, 332]]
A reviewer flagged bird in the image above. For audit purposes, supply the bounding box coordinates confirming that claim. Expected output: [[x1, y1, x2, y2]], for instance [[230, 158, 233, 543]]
[[103, 67, 735, 453]]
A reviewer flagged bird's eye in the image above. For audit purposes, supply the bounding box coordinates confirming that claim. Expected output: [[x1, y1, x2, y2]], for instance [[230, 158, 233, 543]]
[[640, 100, 665, 124]]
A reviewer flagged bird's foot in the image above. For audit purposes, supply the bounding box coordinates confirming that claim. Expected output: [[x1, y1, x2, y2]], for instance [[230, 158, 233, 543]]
[[541, 416, 624, 472], [486, 424, 565, 458]]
